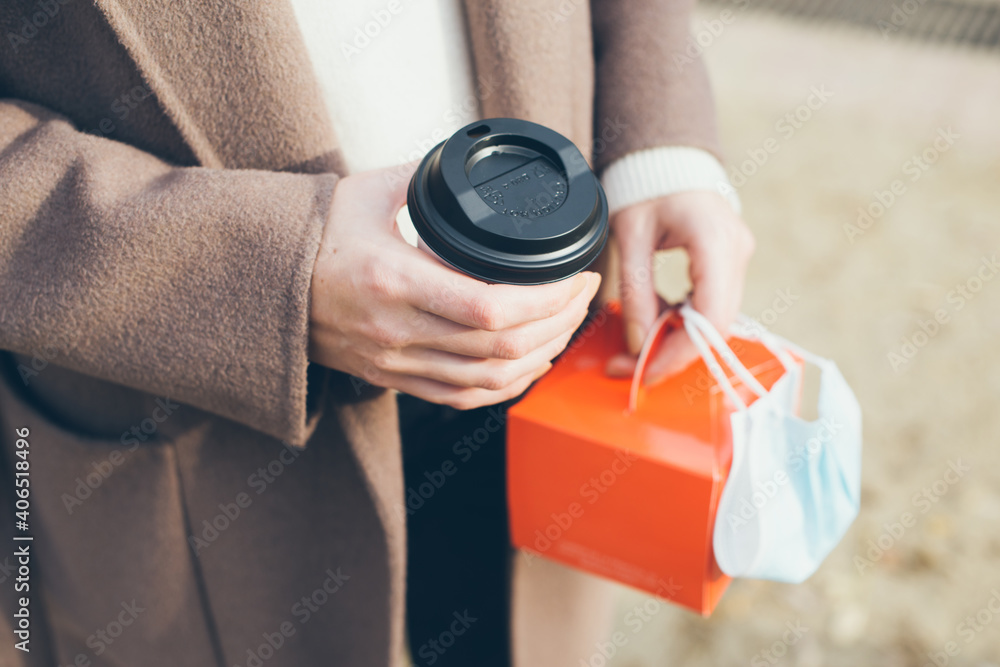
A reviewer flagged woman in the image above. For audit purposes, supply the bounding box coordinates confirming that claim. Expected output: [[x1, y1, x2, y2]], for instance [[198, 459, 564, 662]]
[[0, 1, 752, 664]]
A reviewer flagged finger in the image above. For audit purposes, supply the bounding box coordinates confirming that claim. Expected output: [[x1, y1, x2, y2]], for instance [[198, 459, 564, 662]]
[[605, 352, 638, 378], [377, 328, 575, 390], [478, 271, 600, 329], [615, 208, 660, 355], [687, 241, 728, 328], [376, 362, 552, 411], [642, 327, 700, 386], [687, 238, 747, 335], [404, 273, 596, 359], [408, 260, 599, 331], [604, 293, 674, 378]]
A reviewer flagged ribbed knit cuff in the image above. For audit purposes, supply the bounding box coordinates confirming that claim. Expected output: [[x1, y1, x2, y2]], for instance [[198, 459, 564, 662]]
[[600, 146, 741, 216]]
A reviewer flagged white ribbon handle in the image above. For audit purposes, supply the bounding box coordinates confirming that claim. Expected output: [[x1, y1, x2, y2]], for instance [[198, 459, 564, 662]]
[[627, 308, 676, 414], [681, 304, 770, 413], [627, 303, 799, 414]]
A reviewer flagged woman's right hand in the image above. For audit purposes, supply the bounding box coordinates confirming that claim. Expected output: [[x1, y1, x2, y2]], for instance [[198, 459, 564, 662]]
[[309, 162, 601, 409]]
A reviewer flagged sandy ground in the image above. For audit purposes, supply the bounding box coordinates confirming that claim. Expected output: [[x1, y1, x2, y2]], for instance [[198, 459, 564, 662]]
[[598, 9, 1000, 667]]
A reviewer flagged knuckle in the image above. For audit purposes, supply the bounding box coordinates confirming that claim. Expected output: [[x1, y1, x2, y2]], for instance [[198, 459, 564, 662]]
[[370, 350, 397, 372], [477, 367, 511, 392], [478, 376, 505, 392], [360, 362, 383, 384], [361, 262, 403, 300], [446, 392, 480, 411], [470, 295, 505, 331], [613, 206, 648, 232], [540, 290, 565, 318], [613, 215, 654, 250], [368, 322, 404, 348], [492, 332, 530, 360]]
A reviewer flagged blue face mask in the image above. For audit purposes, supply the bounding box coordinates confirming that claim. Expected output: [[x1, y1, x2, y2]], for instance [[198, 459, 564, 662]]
[[680, 305, 863, 584]]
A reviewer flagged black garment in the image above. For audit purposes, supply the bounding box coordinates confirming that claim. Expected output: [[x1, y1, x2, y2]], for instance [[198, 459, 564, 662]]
[[399, 393, 513, 667]]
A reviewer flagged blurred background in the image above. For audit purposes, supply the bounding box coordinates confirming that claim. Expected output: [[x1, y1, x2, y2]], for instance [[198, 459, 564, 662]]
[[605, 0, 1000, 665]]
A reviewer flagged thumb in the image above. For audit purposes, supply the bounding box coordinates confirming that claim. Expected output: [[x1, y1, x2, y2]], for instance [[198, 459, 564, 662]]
[[616, 209, 660, 355]]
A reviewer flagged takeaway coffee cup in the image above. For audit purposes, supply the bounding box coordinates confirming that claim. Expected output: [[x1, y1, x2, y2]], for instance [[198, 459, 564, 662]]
[[406, 118, 609, 285]]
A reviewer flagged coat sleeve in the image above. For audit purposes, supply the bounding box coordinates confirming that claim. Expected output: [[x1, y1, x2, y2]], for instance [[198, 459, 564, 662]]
[[0, 99, 338, 447], [590, 0, 723, 173]]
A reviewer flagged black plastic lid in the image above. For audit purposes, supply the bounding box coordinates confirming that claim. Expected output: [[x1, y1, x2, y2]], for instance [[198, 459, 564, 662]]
[[407, 118, 609, 285]]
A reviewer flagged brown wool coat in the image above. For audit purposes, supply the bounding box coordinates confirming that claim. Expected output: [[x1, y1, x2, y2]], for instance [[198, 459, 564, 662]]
[[0, 1, 719, 665]]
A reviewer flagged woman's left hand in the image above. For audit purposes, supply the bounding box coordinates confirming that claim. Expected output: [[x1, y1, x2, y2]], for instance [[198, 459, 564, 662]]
[[606, 191, 755, 385]]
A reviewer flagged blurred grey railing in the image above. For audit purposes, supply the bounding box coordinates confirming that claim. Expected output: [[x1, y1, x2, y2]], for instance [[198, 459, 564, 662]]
[[700, 0, 1000, 49]]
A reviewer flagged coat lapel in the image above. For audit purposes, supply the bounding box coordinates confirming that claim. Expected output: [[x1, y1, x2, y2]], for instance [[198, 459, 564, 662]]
[[93, 0, 341, 173]]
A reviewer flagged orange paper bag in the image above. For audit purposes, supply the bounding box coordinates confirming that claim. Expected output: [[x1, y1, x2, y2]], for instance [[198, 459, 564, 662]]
[[507, 302, 800, 615]]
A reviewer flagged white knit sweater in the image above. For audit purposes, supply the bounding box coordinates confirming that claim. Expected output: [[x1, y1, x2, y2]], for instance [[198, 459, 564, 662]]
[[289, 0, 739, 219]]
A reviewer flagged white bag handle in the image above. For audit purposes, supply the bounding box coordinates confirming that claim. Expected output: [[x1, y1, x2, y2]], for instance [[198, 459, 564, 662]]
[[627, 305, 736, 412], [627, 308, 676, 414]]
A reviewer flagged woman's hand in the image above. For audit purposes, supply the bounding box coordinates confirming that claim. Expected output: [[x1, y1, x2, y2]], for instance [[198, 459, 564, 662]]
[[310, 163, 601, 409], [606, 191, 755, 385]]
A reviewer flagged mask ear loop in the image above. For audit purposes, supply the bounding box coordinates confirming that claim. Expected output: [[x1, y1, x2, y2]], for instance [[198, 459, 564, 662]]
[[733, 315, 799, 376], [681, 304, 770, 400], [682, 313, 749, 413], [734, 314, 826, 369]]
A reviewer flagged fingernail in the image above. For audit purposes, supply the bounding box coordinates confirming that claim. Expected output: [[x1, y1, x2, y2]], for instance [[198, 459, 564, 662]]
[[605, 355, 637, 378], [581, 275, 601, 304], [533, 363, 553, 381], [571, 272, 589, 295], [643, 361, 674, 386], [643, 372, 666, 387], [626, 322, 646, 355], [643, 358, 683, 387]]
